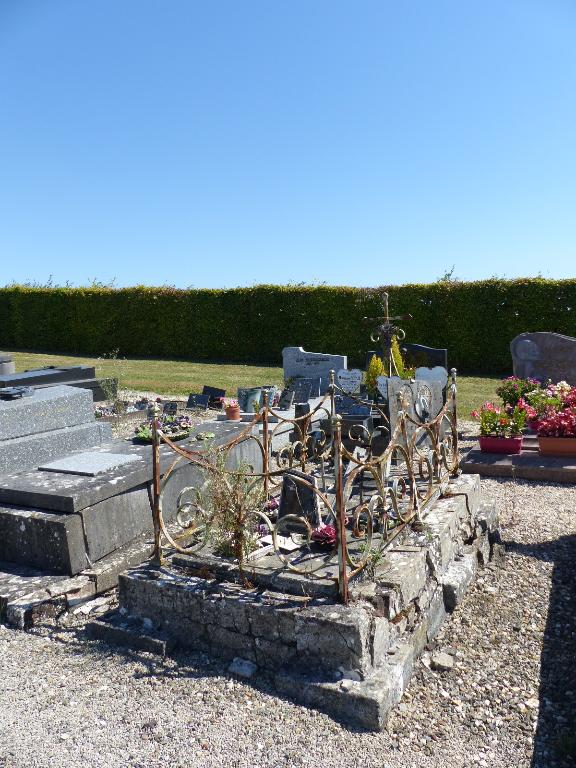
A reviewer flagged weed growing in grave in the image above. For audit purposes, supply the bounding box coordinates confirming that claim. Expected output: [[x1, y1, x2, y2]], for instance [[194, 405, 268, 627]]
[[195, 451, 266, 579]]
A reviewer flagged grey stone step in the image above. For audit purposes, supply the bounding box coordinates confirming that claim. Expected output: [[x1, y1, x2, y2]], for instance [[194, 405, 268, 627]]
[[0, 385, 95, 441], [0, 421, 112, 478], [87, 610, 176, 656], [461, 442, 576, 482]]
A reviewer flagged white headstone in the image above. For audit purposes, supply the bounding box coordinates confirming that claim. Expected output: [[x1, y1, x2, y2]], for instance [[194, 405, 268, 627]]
[[336, 368, 363, 394], [282, 347, 347, 394]]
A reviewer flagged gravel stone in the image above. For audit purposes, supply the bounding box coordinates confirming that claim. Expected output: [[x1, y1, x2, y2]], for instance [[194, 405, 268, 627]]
[[430, 651, 455, 672], [0, 421, 574, 767]]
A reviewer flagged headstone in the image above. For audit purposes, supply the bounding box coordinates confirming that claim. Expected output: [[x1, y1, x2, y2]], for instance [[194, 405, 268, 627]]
[[278, 469, 322, 527], [415, 366, 449, 389], [237, 387, 262, 413], [187, 393, 210, 410], [39, 452, 139, 477], [162, 401, 179, 416], [291, 380, 312, 403], [336, 369, 363, 394], [202, 385, 226, 407], [282, 347, 347, 394], [511, 332, 576, 384], [291, 377, 321, 398], [277, 388, 295, 410], [386, 378, 443, 443], [401, 343, 448, 370]]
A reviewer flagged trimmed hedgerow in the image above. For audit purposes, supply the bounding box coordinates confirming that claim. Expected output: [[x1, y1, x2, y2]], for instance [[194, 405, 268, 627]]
[[0, 279, 575, 373]]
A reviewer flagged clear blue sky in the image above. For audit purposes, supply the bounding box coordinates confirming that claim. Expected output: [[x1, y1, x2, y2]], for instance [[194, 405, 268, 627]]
[[1, 1, 575, 288]]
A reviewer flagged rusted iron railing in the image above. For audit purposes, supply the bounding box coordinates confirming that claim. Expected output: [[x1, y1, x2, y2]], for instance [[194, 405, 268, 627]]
[[148, 370, 459, 603]]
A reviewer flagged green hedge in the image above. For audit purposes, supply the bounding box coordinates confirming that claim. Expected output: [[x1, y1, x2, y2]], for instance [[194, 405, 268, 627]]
[[1, 279, 575, 373]]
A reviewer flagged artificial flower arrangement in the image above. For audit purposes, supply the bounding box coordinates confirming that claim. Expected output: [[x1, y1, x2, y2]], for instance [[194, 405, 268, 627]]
[[134, 414, 195, 443]]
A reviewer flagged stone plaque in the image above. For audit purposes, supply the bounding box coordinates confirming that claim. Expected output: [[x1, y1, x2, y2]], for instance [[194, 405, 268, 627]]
[[278, 469, 321, 527], [162, 401, 179, 416], [187, 393, 210, 410], [283, 347, 347, 394], [39, 452, 139, 477], [336, 368, 363, 394], [511, 332, 576, 385], [202, 386, 226, 407], [415, 366, 449, 389], [277, 388, 295, 410], [291, 380, 312, 403]]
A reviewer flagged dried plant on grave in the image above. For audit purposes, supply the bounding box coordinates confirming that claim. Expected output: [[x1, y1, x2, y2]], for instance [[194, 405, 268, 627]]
[[196, 450, 266, 580]]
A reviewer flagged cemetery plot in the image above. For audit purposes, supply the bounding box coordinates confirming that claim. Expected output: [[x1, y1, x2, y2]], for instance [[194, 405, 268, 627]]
[[91, 375, 499, 730]]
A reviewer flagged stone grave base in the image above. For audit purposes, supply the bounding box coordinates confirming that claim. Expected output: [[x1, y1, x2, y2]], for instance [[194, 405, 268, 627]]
[[462, 434, 576, 482], [88, 474, 501, 730]]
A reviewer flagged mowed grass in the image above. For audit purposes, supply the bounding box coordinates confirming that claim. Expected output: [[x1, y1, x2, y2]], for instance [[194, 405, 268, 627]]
[[7, 350, 503, 413]]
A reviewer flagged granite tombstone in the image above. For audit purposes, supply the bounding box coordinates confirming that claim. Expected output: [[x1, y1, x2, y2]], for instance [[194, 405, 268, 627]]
[[283, 347, 346, 394], [511, 332, 576, 385], [278, 469, 322, 527]]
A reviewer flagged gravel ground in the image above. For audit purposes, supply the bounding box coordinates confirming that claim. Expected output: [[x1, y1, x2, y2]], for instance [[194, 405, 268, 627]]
[[0, 428, 575, 768]]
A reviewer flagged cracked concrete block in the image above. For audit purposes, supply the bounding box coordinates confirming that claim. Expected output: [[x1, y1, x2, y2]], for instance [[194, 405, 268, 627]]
[[442, 552, 477, 611], [371, 616, 392, 667], [375, 549, 427, 608], [427, 585, 448, 641], [295, 604, 372, 674]]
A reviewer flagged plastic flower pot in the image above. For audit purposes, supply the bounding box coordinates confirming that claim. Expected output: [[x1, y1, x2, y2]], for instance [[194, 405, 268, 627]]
[[479, 436, 523, 454], [538, 436, 576, 456]]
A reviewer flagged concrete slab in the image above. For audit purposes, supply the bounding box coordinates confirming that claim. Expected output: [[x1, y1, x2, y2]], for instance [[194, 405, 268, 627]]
[[0, 422, 113, 480], [40, 452, 139, 477]]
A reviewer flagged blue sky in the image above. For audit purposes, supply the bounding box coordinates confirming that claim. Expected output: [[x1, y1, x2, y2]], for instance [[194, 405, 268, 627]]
[[0, 1, 575, 288]]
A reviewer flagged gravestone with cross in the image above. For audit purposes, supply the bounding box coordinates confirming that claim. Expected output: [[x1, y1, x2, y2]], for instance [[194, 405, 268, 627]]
[[363, 291, 413, 377]]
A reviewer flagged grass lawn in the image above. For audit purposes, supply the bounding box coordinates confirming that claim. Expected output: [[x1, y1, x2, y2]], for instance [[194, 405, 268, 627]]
[[7, 350, 502, 415]]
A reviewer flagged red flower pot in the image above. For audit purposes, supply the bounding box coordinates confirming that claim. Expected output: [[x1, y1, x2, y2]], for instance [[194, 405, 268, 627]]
[[538, 436, 576, 456], [225, 405, 241, 421], [479, 436, 523, 454]]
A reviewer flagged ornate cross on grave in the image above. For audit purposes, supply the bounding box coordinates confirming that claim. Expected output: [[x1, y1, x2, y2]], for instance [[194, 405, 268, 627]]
[[363, 292, 412, 377]]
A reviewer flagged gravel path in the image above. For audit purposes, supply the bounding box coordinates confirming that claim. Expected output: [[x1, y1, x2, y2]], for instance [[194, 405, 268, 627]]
[[1, 467, 575, 766]]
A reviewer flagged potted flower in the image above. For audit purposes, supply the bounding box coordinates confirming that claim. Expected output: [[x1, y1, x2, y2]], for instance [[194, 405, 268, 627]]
[[523, 389, 562, 432], [495, 376, 542, 407], [537, 407, 576, 456], [223, 398, 240, 421], [471, 402, 527, 454]]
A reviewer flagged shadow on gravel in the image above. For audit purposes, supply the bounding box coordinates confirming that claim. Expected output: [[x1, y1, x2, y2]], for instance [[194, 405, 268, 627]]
[[506, 535, 576, 768]]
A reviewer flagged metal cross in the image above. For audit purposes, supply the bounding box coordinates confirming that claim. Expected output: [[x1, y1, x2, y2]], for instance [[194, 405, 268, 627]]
[[363, 292, 412, 376]]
